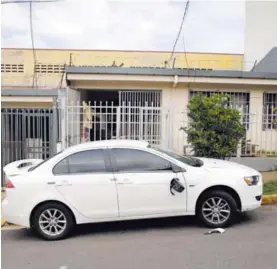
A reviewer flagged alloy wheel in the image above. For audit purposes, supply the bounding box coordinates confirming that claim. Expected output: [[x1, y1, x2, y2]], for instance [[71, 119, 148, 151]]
[[201, 197, 231, 225], [38, 208, 67, 237]]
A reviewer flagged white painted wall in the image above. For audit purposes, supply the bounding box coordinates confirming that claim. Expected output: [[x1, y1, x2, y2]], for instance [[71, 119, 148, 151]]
[[66, 87, 81, 147], [244, 0, 277, 71]]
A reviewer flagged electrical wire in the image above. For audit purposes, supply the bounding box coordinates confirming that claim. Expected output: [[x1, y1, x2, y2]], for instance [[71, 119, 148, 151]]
[[168, 0, 190, 66], [57, 53, 73, 89], [2, 1, 61, 4], [2, 0, 62, 89], [182, 30, 190, 71], [29, 1, 38, 88]]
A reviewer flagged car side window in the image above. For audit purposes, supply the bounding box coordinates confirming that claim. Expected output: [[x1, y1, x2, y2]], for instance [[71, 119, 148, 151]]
[[111, 148, 172, 172], [53, 149, 107, 175]]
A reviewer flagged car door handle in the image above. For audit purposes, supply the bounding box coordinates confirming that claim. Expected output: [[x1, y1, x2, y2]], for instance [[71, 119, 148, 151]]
[[117, 179, 133, 185], [56, 180, 72, 186]]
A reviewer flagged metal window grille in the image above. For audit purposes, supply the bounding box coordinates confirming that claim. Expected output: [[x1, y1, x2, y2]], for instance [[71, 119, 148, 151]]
[[263, 92, 277, 130], [1, 64, 24, 73], [189, 90, 250, 129], [119, 91, 162, 107]]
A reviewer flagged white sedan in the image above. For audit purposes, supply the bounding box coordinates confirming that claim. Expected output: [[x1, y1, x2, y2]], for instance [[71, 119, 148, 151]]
[[2, 140, 263, 240]]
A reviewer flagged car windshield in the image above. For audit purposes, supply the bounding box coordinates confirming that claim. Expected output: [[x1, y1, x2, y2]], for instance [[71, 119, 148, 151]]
[[152, 147, 203, 167], [28, 151, 63, 172]]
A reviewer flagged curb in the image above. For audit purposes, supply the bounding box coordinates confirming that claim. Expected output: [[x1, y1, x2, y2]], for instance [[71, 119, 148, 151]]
[[1, 220, 17, 228], [262, 194, 277, 205]]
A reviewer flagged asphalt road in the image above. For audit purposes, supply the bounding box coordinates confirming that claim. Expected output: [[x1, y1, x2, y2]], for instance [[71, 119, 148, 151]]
[[2, 206, 277, 269]]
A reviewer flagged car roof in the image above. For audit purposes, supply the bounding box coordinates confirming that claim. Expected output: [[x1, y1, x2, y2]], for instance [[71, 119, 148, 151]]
[[64, 139, 150, 153]]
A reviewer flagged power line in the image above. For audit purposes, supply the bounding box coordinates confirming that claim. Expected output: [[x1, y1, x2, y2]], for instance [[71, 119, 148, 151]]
[[182, 29, 190, 70], [168, 0, 190, 67], [29, 1, 38, 88], [2, 0, 62, 88], [2, 0, 60, 4]]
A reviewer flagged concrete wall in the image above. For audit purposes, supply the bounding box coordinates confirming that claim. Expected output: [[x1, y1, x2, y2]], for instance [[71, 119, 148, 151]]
[[246, 89, 277, 154], [67, 80, 277, 155], [1, 48, 243, 89], [244, 1, 277, 71], [1, 96, 53, 108]]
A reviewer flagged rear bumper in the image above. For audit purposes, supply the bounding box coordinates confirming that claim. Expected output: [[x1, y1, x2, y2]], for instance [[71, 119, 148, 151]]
[[2, 199, 30, 228]]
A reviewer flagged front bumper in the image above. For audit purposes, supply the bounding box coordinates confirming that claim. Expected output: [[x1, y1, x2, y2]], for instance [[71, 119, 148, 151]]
[[240, 183, 263, 212]]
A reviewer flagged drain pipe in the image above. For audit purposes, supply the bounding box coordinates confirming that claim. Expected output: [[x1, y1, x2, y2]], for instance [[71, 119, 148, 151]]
[[167, 75, 179, 150]]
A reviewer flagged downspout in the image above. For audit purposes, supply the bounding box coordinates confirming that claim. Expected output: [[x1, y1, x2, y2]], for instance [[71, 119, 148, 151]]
[[173, 75, 179, 88], [168, 75, 179, 150]]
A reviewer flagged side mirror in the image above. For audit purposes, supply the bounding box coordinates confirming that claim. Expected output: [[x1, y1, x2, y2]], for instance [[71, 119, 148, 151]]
[[170, 178, 185, 195], [171, 163, 186, 173]]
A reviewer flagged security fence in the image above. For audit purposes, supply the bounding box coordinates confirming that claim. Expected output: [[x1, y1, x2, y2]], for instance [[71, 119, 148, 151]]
[[1, 102, 276, 186], [1, 107, 59, 185]]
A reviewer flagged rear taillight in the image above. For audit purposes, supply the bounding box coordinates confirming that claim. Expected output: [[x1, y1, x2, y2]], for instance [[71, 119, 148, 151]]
[[5, 179, 15, 188]]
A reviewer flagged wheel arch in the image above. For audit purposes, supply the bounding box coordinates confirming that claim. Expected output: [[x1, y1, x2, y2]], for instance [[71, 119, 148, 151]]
[[195, 185, 242, 212], [29, 200, 77, 227]]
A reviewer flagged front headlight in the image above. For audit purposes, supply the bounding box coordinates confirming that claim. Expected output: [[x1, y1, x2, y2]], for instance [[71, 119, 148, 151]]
[[244, 175, 260, 186]]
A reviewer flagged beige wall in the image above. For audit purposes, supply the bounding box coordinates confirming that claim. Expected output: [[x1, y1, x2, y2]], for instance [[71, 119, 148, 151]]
[[247, 89, 277, 154], [1, 96, 54, 108], [1, 48, 243, 89], [67, 78, 276, 154]]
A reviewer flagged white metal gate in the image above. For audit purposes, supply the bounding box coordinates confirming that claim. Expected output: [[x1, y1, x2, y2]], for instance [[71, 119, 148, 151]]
[[118, 105, 162, 144], [1, 107, 59, 185], [65, 102, 168, 148]]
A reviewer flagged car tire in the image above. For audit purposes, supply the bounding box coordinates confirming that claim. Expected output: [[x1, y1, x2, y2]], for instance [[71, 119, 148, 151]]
[[197, 190, 238, 228], [32, 202, 75, 240]]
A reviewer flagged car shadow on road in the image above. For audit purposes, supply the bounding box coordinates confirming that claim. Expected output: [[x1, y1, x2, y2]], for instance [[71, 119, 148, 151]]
[[3, 211, 260, 241], [72, 211, 260, 239], [74, 215, 197, 237]]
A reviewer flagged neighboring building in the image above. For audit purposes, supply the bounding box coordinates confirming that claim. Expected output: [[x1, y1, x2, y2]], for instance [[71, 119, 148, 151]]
[[1, 47, 244, 108], [244, 0, 277, 71], [1, 37, 277, 175], [63, 60, 277, 155], [1, 47, 244, 92], [1, 48, 276, 165]]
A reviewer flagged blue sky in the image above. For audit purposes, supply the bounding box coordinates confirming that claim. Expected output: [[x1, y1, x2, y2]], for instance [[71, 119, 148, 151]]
[[1, 0, 245, 53]]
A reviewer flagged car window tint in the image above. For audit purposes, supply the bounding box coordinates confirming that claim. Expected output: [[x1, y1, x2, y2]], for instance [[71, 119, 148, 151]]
[[53, 158, 70, 175], [53, 149, 106, 175], [112, 148, 172, 172]]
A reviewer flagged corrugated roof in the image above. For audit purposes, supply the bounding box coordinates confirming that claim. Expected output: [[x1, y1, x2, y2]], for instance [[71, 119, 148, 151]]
[[65, 66, 277, 79], [253, 47, 277, 73]]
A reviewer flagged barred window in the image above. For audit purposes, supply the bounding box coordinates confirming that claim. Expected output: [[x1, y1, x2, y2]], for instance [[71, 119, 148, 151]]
[[263, 92, 277, 130], [189, 90, 250, 129], [1, 64, 24, 73], [34, 64, 65, 74]]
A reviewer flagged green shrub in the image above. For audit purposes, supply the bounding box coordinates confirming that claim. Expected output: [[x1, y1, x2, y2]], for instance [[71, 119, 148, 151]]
[[181, 93, 245, 160], [263, 180, 277, 195]]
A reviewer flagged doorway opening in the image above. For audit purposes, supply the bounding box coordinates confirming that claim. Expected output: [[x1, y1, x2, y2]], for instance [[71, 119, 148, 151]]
[[67, 89, 163, 145]]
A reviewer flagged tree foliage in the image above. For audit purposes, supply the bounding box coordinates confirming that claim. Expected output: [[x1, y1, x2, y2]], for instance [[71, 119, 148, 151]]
[[181, 94, 245, 160]]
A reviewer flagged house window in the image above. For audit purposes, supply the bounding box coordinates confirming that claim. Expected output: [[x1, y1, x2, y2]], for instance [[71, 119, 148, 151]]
[[34, 64, 65, 74], [1, 64, 24, 73], [189, 90, 250, 129], [263, 92, 277, 129]]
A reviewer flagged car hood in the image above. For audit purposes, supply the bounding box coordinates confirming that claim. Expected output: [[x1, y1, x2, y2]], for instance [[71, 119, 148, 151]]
[[3, 159, 44, 177], [196, 157, 260, 175]]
